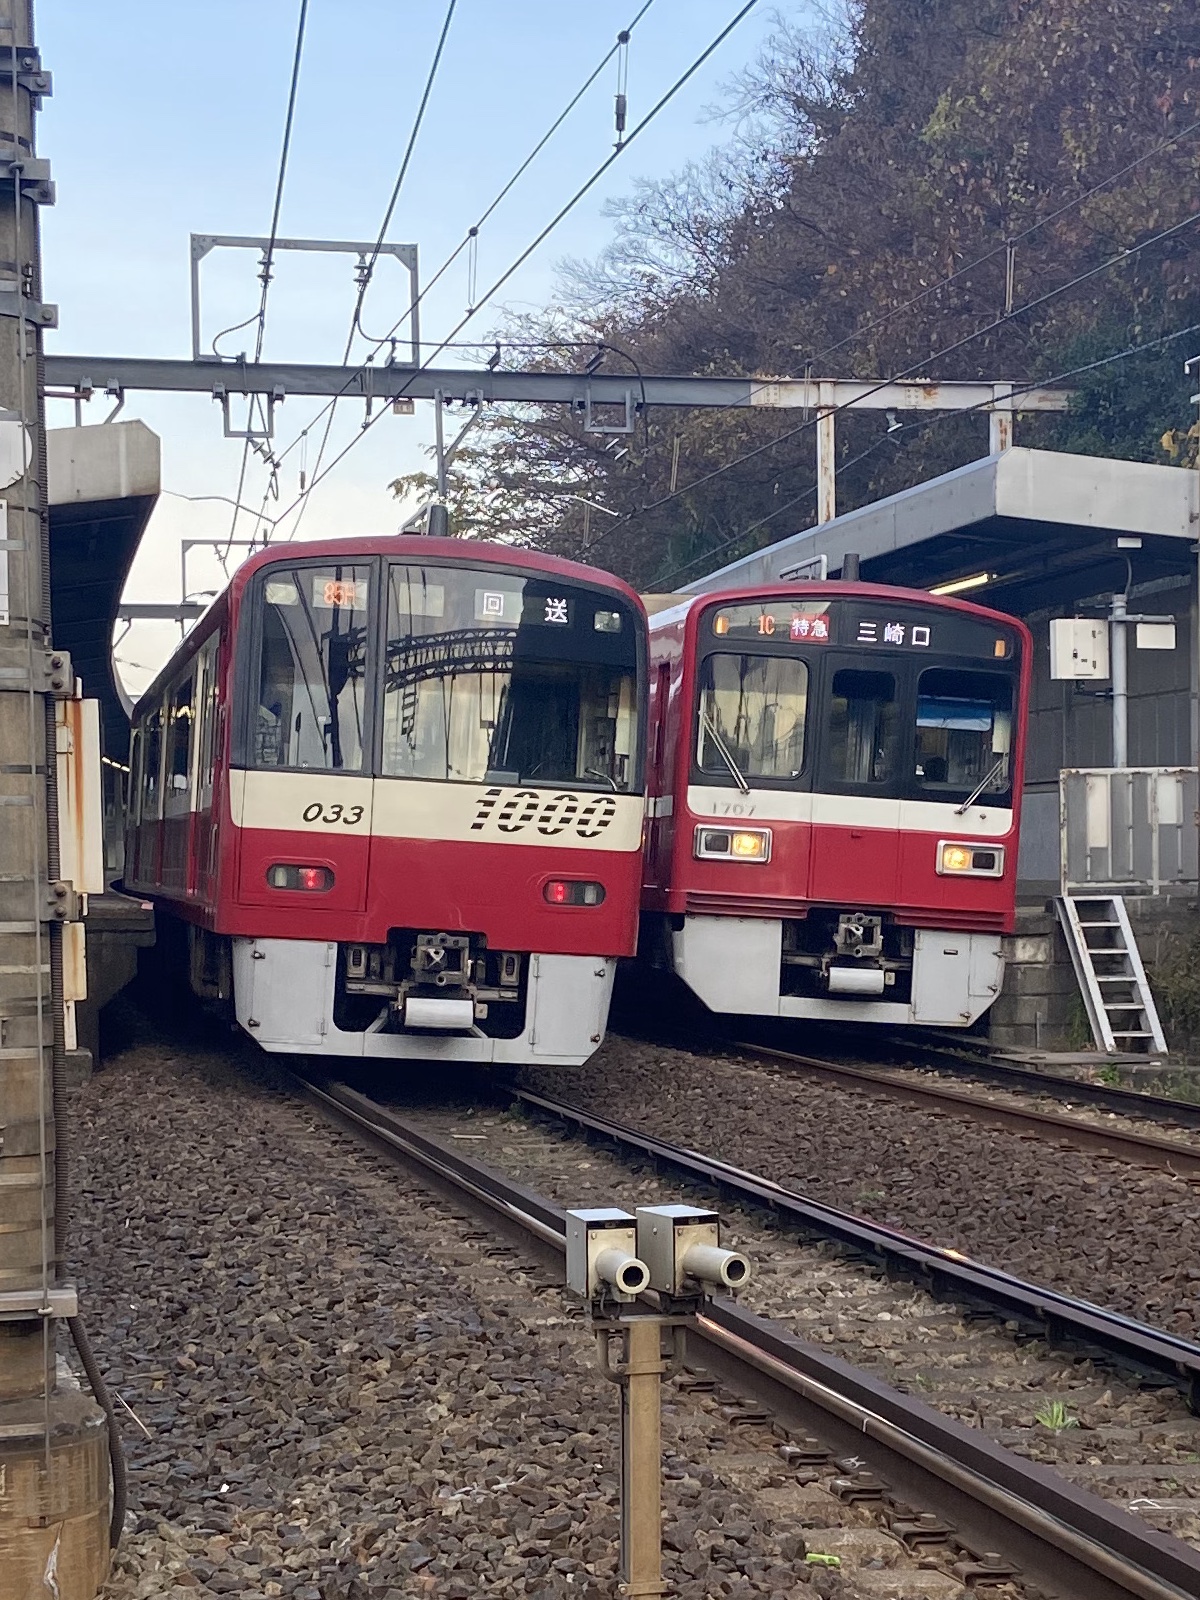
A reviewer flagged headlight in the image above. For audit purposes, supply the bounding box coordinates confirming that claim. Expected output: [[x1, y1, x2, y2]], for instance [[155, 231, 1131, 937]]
[[694, 825, 772, 863], [937, 840, 1004, 877]]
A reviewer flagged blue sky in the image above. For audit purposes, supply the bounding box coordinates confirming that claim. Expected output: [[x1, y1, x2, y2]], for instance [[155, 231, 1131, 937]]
[[38, 1, 810, 693]]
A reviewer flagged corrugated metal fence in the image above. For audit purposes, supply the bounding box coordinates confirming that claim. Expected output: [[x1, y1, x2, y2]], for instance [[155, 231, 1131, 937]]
[[1060, 767, 1198, 895]]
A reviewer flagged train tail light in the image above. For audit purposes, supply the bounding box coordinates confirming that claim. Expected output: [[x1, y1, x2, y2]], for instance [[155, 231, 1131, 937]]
[[937, 841, 1004, 877], [267, 863, 334, 891], [694, 825, 772, 863], [544, 880, 606, 906]]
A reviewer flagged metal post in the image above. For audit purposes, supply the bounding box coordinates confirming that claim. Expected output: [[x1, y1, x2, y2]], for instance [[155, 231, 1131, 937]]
[[0, 6, 111, 1590], [816, 407, 836, 523], [616, 1315, 667, 1599], [989, 383, 1014, 453], [433, 389, 447, 501], [1111, 592, 1128, 769]]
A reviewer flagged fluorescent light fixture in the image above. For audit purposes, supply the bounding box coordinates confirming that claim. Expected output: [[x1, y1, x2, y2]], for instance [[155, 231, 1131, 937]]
[[929, 571, 994, 597]]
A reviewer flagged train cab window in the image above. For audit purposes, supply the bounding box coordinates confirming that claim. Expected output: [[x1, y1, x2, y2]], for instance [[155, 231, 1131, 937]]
[[915, 668, 1013, 798], [826, 669, 898, 786], [141, 704, 163, 819], [253, 565, 370, 771], [167, 676, 194, 791], [381, 563, 640, 790], [696, 653, 808, 782]]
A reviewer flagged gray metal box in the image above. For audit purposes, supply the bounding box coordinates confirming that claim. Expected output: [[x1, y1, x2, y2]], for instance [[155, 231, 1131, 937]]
[[565, 1207, 639, 1299], [636, 1204, 720, 1295]]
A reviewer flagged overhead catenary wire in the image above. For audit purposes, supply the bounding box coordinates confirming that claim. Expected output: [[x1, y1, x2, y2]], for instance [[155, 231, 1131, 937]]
[[222, 0, 309, 557], [286, 0, 458, 544], [650, 317, 1200, 589], [269, 0, 760, 541], [252, 0, 659, 542], [580, 201, 1200, 561]]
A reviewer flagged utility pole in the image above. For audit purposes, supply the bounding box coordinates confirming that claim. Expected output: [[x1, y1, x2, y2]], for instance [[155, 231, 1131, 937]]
[[0, 4, 111, 1595]]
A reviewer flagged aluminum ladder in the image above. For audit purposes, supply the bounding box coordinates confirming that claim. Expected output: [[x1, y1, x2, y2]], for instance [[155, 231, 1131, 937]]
[[1055, 895, 1168, 1054]]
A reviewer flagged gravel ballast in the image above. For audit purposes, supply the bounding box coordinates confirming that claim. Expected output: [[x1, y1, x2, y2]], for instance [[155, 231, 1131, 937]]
[[520, 1033, 1200, 1338], [71, 1030, 978, 1600]]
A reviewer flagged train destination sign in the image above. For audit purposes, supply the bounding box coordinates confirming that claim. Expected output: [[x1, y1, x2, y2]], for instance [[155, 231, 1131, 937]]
[[705, 597, 1015, 661]]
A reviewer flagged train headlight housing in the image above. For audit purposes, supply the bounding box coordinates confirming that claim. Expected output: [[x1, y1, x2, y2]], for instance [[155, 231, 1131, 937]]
[[694, 825, 772, 863], [937, 841, 1004, 877]]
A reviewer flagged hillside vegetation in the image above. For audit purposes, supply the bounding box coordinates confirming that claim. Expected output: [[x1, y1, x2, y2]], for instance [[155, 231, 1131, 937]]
[[397, 0, 1200, 588]]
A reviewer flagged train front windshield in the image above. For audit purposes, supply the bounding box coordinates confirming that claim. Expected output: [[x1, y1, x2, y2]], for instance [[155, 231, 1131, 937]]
[[382, 565, 639, 791], [248, 558, 640, 790], [694, 596, 1020, 804]]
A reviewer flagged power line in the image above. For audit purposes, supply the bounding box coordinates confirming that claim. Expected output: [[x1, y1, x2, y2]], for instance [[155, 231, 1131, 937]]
[[286, 0, 460, 544], [580, 202, 1200, 560], [271, 0, 760, 540], [223, 0, 309, 555], [652, 317, 1200, 589], [808, 114, 1200, 371], [253, 0, 659, 542]]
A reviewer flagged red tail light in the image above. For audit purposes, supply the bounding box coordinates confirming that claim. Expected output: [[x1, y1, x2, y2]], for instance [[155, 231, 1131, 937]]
[[543, 880, 605, 906], [267, 864, 334, 892]]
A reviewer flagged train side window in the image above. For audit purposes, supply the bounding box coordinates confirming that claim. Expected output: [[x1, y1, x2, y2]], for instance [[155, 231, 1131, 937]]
[[915, 668, 1013, 796], [167, 675, 194, 791], [696, 653, 808, 782], [826, 669, 898, 785], [141, 704, 163, 819], [253, 566, 370, 771]]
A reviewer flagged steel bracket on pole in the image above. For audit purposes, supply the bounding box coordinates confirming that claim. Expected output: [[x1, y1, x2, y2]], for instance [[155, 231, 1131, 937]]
[[0, 289, 56, 328], [44, 880, 82, 923], [212, 382, 285, 442], [583, 386, 636, 435], [0, 45, 52, 102], [190, 233, 420, 366], [0, 155, 54, 205], [0, 649, 74, 696]]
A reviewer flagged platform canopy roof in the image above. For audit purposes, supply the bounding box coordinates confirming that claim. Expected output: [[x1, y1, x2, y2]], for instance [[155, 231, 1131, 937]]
[[681, 448, 1199, 614], [48, 420, 161, 759]]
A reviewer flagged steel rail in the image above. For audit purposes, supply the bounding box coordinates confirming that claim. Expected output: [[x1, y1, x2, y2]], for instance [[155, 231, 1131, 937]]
[[732, 1041, 1200, 1179], [290, 1072, 1200, 1600], [509, 1086, 1200, 1411], [887, 1036, 1200, 1132]]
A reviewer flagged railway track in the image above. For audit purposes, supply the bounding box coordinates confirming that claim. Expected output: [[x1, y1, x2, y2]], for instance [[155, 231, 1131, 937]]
[[727, 1040, 1200, 1179], [292, 1070, 1200, 1600]]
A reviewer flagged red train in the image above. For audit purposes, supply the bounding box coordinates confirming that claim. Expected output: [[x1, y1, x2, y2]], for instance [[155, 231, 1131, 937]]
[[123, 536, 647, 1065], [640, 582, 1030, 1027]]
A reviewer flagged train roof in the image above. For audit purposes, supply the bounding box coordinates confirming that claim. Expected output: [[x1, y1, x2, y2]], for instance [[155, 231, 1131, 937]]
[[129, 534, 643, 718], [644, 579, 1032, 638]]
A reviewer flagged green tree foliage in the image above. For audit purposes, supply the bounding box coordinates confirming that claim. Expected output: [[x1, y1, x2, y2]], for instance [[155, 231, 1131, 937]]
[[414, 0, 1200, 587]]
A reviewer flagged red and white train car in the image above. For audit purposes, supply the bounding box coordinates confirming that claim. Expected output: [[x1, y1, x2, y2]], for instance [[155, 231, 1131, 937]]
[[641, 582, 1031, 1027], [124, 536, 647, 1066]]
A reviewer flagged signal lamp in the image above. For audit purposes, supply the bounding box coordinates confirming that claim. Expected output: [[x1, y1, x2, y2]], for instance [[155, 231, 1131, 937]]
[[937, 841, 1004, 877], [267, 863, 334, 891], [694, 825, 772, 863], [544, 880, 606, 906]]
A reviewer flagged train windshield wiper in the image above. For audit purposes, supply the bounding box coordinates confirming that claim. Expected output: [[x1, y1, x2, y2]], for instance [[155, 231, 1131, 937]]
[[955, 756, 1007, 815], [701, 710, 750, 795]]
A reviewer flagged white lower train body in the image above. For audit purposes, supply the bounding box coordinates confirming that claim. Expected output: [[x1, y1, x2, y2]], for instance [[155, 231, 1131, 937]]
[[670, 914, 1003, 1027], [231, 936, 616, 1066]]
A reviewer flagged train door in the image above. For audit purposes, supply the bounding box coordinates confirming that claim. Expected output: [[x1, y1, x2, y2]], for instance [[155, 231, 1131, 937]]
[[133, 699, 164, 888], [192, 634, 221, 902], [160, 672, 195, 894], [644, 659, 673, 892], [809, 659, 902, 905]]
